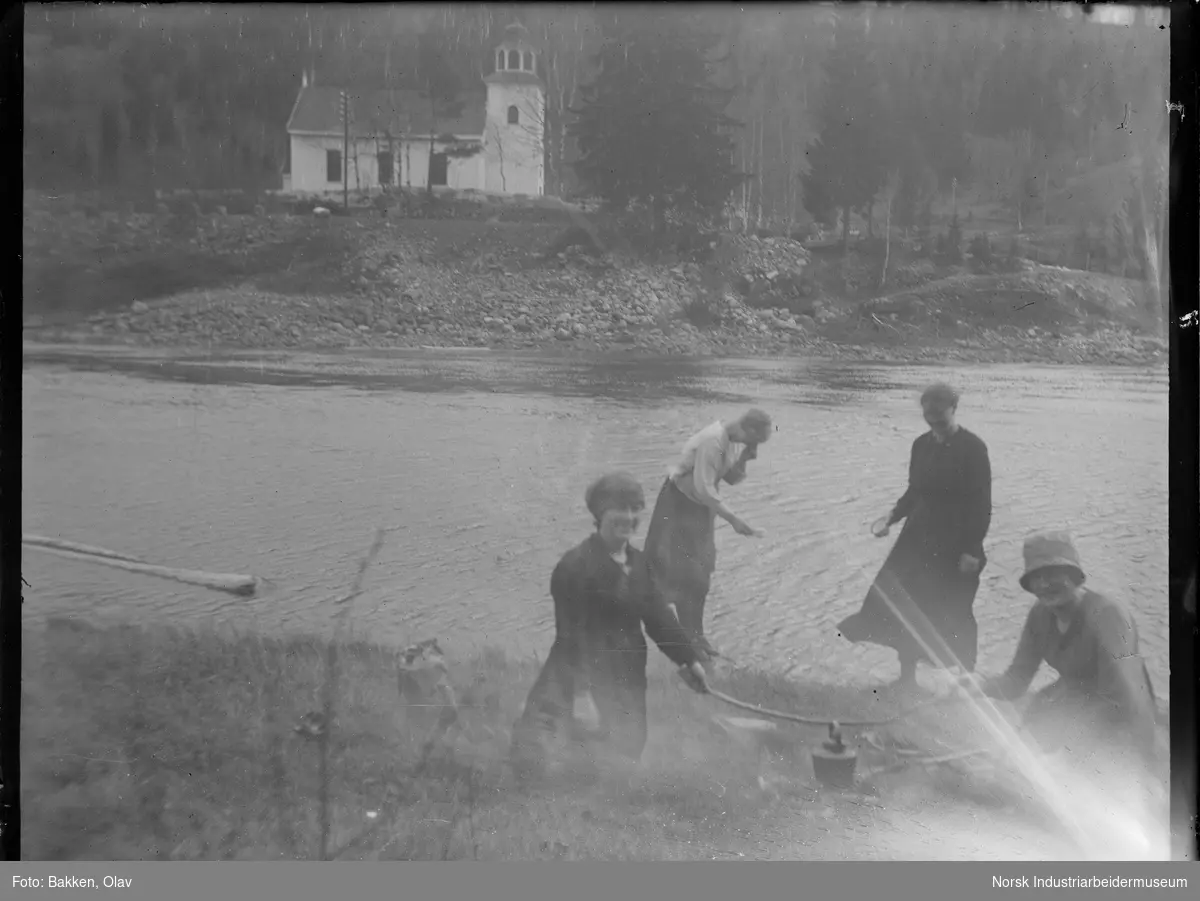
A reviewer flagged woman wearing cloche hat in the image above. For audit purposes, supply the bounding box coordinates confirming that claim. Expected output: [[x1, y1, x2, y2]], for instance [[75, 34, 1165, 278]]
[[962, 530, 1158, 767], [509, 472, 709, 782]]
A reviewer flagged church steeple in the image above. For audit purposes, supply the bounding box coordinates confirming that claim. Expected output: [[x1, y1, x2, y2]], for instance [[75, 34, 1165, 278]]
[[481, 18, 546, 197], [490, 20, 540, 79]]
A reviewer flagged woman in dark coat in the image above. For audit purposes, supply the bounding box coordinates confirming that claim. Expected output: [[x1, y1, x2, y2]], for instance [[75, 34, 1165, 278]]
[[510, 472, 709, 779], [838, 383, 992, 688]]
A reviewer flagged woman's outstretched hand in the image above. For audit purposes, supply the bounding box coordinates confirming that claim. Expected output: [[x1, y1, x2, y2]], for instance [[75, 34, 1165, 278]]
[[731, 517, 764, 538]]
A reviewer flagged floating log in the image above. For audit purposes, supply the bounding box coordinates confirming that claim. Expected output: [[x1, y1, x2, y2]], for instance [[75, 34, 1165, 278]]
[[22, 534, 147, 564], [22, 535, 260, 597]]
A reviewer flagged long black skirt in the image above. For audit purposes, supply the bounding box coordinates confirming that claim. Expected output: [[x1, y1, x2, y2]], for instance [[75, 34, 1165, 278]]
[[642, 478, 717, 641], [838, 538, 982, 672]]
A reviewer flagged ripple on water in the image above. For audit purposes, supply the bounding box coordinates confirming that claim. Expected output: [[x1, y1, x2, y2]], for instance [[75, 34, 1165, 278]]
[[21, 357, 1169, 700]]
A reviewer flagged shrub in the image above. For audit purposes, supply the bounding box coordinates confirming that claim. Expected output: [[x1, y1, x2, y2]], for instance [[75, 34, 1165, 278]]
[[968, 232, 993, 268]]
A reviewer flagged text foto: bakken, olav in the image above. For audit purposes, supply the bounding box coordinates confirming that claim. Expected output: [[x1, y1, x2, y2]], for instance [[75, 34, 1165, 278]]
[[12, 877, 133, 889]]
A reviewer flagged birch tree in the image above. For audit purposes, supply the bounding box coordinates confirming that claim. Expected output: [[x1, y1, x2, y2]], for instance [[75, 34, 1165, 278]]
[[717, 7, 832, 232]]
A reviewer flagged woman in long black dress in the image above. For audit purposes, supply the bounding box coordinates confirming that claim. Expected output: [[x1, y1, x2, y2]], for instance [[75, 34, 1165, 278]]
[[509, 472, 709, 779], [838, 383, 992, 689]]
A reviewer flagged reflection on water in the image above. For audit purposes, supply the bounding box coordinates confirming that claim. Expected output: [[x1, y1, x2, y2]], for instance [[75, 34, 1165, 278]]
[[21, 350, 1169, 700]]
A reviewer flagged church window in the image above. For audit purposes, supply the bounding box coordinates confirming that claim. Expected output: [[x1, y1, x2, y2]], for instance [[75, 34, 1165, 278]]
[[508, 105, 519, 125]]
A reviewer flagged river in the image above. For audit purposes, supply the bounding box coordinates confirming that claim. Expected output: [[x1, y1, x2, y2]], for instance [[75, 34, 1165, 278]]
[[21, 347, 1170, 700]]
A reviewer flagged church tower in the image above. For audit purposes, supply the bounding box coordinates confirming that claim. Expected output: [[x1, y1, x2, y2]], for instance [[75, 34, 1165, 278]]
[[483, 22, 546, 196]]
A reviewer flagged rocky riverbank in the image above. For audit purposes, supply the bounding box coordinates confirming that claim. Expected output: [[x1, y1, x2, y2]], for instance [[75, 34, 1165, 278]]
[[24, 300, 1167, 367], [22, 197, 1168, 367]]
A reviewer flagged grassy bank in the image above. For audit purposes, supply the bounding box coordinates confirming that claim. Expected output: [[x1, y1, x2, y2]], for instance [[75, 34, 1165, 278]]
[[22, 617, 1171, 860]]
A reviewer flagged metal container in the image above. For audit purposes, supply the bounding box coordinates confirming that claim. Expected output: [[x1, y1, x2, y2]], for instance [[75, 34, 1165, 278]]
[[811, 722, 858, 789]]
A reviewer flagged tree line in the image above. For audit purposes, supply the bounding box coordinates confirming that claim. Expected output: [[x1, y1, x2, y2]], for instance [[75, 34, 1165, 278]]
[[24, 3, 1168, 283]]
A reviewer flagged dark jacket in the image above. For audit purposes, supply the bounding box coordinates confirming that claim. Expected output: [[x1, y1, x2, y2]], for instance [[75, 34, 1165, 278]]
[[548, 533, 700, 688], [983, 589, 1158, 763], [983, 590, 1156, 716], [889, 427, 992, 564], [512, 533, 701, 762]]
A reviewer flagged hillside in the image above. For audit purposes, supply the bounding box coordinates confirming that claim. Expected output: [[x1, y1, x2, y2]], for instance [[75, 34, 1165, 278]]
[[22, 191, 1167, 367]]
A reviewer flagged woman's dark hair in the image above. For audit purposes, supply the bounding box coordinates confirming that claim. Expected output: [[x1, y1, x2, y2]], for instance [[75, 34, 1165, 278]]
[[585, 472, 645, 523], [920, 382, 959, 410]]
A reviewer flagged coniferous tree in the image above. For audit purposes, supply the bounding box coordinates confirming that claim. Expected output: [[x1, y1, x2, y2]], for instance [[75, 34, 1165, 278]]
[[947, 214, 963, 263], [571, 8, 743, 237], [801, 14, 887, 254], [969, 231, 992, 269]]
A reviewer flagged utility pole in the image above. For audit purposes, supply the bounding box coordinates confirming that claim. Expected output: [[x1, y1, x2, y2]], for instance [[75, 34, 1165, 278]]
[[341, 90, 350, 211]]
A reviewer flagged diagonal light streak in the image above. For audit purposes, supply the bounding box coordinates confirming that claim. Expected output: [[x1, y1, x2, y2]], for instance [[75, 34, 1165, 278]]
[[867, 566, 1163, 859]]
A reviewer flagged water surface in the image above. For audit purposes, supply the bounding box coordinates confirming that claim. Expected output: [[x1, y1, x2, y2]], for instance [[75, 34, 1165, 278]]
[[22, 348, 1169, 698]]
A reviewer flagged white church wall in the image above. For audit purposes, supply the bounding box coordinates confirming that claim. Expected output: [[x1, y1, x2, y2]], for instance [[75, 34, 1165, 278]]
[[484, 84, 545, 196], [289, 134, 485, 196]]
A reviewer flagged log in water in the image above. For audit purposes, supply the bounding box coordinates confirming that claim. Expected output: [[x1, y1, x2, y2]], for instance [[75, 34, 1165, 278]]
[[23, 535, 260, 597], [22, 534, 147, 564]]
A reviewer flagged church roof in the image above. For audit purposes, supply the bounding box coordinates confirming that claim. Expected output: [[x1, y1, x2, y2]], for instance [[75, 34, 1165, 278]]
[[500, 21, 533, 41], [287, 85, 487, 137]]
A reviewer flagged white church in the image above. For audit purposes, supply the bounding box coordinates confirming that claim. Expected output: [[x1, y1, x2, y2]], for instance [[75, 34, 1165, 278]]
[[283, 23, 546, 198]]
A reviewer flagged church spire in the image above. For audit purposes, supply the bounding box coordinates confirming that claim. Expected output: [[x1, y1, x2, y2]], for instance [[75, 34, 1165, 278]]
[[490, 17, 540, 79]]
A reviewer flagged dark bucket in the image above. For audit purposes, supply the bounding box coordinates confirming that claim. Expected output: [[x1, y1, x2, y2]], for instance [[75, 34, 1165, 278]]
[[811, 725, 858, 789]]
